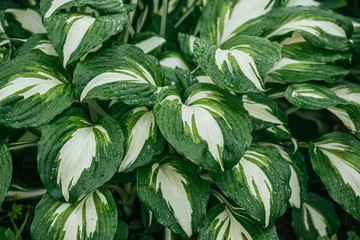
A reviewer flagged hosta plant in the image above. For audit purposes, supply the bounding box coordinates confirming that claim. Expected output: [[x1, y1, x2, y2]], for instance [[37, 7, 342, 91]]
[[1, 0, 360, 239]]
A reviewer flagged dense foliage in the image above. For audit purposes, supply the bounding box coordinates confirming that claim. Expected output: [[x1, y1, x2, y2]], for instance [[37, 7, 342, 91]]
[[0, 0, 360, 239]]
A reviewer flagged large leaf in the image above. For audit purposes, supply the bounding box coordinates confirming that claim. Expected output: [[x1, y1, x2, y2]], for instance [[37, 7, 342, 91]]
[[154, 83, 252, 173], [200, 0, 280, 45], [309, 132, 360, 221], [111, 104, 164, 173], [137, 154, 209, 238], [327, 104, 360, 138], [194, 35, 281, 93], [44, 12, 128, 67], [0, 144, 11, 207], [285, 83, 345, 110], [31, 188, 117, 240], [198, 203, 278, 240], [0, 50, 75, 128], [40, 0, 134, 19], [264, 6, 353, 52], [242, 92, 287, 130], [74, 44, 163, 106], [291, 192, 340, 240], [213, 145, 291, 227], [37, 108, 124, 203]]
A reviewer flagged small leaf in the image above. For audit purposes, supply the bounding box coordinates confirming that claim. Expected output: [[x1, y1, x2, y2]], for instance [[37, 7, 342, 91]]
[[111, 104, 164, 173], [309, 132, 360, 221], [327, 104, 360, 138], [14, 33, 57, 57], [0, 50, 75, 128], [194, 35, 281, 93], [198, 203, 278, 240], [74, 44, 163, 106], [137, 154, 210, 238], [154, 83, 252, 172], [133, 32, 166, 54], [31, 188, 118, 240], [329, 81, 360, 106], [0, 227, 15, 240], [292, 192, 340, 240], [0, 144, 12, 207], [213, 145, 291, 227], [0, 23, 11, 63], [285, 83, 345, 110], [37, 108, 124, 203]]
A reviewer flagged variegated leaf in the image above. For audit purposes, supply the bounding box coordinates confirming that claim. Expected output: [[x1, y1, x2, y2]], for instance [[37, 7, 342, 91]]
[[44, 12, 128, 67], [194, 35, 281, 93], [198, 204, 278, 240], [259, 143, 308, 208], [0, 22, 11, 63], [110, 104, 164, 173], [200, 0, 281, 45], [74, 44, 163, 106], [213, 145, 291, 227], [291, 192, 340, 240], [160, 51, 191, 86], [37, 108, 124, 203], [264, 6, 353, 52], [0, 50, 75, 128], [137, 154, 209, 238], [133, 32, 166, 54], [242, 92, 287, 130], [14, 33, 57, 57], [327, 104, 360, 138], [178, 33, 196, 63], [285, 83, 345, 110], [0, 144, 12, 207], [284, 0, 320, 7], [329, 81, 360, 106], [31, 188, 118, 240], [154, 83, 252, 173], [254, 124, 298, 151], [40, 0, 135, 19], [2, 8, 46, 39], [309, 132, 360, 221]]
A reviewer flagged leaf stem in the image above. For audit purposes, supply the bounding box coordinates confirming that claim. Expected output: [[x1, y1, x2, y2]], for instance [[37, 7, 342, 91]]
[[7, 141, 37, 151], [174, 1, 198, 28], [15, 205, 30, 240], [86, 99, 107, 122], [286, 105, 300, 115], [160, 0, 168, 37], [298, 141, 309, 148]]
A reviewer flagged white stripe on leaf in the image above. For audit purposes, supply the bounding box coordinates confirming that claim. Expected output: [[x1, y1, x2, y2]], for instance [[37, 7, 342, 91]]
[[5, 8, 46, 34], [285, 0, 320, 7], [135, 36, 166, 54], [242, 95, 283, 124], [216, 0, 274, 44], [314, 142, 360, 196], [327, 107, 356, 133], [44, 0, 73, 18], [303, 203, 327, 236], [80, 63, 156, 101], [195, 75, 215, 84], [270, 57, 323, 72], [236, 150, 272, 227], [160, 57, 189, 71], [63, 15, 95, 67], [0, 72, 63, 101], [214, 207, 252, 240], [150, 163, 193, 237], [34, 40, 58, 56], [57, 124, 110, 202], [267, 18, 346, 39], [119, 108, 155, 172], [291, 88, 325, 99], [330, 86, 360, 105], [215, 48, 264, 91]]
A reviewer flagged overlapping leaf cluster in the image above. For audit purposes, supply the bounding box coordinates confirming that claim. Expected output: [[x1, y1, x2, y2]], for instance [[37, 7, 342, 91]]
[[0, 0, 360, 239]]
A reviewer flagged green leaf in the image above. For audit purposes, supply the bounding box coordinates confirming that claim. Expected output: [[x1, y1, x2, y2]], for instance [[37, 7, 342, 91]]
[[154, 83, 252, 173], [14, 33, 57, 57], [291, 192, 340, 240], [0, 50, 75, 128], [31, 188, 118, 240], [2, 7, 46, 39], [40, 0, 135, 19], [194, 35, 281, 93], [254, 124, 298, 150], [0, 23, 11, 63], [264, 6, 353, 52], [200, 0, 281, 45], [37, 108, 124, 203], [160, 51, 191, 86], [133, 32, 166, 54], [327, 104, 360, 138], [44, 12, 128, 67], [137, 154, 210, 238], [198, 203, 278, 240], [0, 144, 12, 207], [178, 32, 196, 63], [110, 104, 164, 173], [309, 132, 360, 221], [0, 227, 15, 240], [242, 92, 287, 130], [73, 44, 163, 106], [213, 145, 291, 227], [285, 83, 345, 110], [329, 81, 360, 106], [114, 220, 129, 240]]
